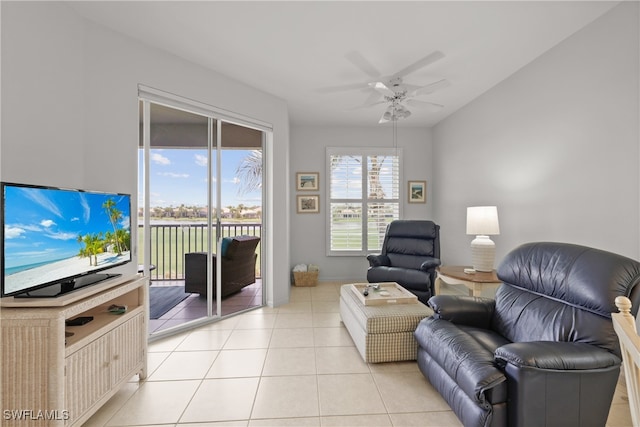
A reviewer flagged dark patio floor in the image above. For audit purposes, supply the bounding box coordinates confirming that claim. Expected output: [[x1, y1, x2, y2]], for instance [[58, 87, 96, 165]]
[[148, 279, 263, 333]]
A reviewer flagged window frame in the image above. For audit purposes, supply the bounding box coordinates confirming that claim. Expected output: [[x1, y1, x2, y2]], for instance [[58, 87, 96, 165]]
[[325, 147, 403, 257]]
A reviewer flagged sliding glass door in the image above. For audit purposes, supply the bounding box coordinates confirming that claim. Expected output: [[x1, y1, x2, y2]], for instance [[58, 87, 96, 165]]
[[139, 95, 265, 337], [218, 122, 264, 317]]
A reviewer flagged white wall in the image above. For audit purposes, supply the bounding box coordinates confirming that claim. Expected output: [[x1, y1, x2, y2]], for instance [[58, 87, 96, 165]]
[[1, 2, 291, 306], [3, 1, 638, 302], [432, 1, 639, 266], [1, 2, 86, 187], [290, 125, 433, 282]]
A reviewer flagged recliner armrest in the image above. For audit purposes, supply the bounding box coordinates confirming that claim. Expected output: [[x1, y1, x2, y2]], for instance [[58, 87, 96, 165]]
[[495, 341, 621, 370], [367, 254, 390, 267], [420, 257, 441, 271], [428, 295, 495, 328]]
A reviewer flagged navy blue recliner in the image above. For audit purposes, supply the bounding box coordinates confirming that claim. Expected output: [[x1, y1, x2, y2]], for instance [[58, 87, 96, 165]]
[[414, 242, 640, 427], [366, 220, 441, 303]]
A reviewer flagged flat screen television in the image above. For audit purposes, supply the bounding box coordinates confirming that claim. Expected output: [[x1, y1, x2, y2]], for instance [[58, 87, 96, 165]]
[[1, 182, 132, 298]]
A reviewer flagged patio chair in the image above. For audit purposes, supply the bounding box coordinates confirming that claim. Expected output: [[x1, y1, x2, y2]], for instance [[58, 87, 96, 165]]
[[184, 235, 260, 297]]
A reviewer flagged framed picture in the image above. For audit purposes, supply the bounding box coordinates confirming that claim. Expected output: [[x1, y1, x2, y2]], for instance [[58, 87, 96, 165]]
[[297, 195, 320, 213], [296, 172, 319, 191], [408, 180, 427, 203]]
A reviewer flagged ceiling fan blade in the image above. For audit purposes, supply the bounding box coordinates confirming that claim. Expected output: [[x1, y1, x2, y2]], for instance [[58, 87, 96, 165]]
[[363, 91, 383, 105], [400, 83, 423, 93], [346, 100, 386, 111], [412, 79, 451, 96], [392, 51, 445, 78], [346, 51, 381, 79], [317, 82, 369, 93], [369, 81, 396, 97], [406, 99, 444, 112], [344, 90, 385, 111]]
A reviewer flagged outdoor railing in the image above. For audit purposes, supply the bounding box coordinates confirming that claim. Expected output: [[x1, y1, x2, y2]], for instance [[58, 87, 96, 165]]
[[139, 222, 262, 281]]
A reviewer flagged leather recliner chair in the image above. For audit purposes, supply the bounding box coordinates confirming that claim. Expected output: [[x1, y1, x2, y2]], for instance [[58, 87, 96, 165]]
[[366, 220, 441, 304], [414, 242, 640, 427]]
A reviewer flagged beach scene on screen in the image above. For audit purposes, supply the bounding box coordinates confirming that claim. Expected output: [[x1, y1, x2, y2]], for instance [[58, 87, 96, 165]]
[[3, 185, 131, 294]]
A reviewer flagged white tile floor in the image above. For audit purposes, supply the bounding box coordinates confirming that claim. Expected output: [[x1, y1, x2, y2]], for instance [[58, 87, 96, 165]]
[[85, 282, 633, 427]]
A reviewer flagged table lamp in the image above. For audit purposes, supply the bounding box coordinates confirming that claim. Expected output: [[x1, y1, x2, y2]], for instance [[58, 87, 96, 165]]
[[466, 206, 500, 272]]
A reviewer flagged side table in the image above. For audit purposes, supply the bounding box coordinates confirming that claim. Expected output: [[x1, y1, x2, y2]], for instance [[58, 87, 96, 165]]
[[435, 265, 501, 297]]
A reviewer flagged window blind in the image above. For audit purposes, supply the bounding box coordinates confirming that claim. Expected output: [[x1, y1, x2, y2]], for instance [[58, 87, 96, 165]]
[[326, 148, 401, 256]]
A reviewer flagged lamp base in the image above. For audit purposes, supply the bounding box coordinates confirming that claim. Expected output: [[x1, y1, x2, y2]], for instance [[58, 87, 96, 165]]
[[470, 235, 495, 272]]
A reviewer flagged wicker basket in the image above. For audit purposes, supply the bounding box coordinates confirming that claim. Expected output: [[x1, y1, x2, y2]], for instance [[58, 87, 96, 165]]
[[293, 270, 319, 287]]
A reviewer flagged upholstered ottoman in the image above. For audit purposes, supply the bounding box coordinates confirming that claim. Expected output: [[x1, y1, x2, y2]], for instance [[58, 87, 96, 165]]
[[339, 284, 433, 363]]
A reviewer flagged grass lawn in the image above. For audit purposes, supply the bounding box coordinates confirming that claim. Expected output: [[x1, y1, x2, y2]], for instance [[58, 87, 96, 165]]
[[139, 220, 261, 280]]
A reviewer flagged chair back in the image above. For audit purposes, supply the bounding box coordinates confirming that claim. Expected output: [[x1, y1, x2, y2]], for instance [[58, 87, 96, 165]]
[[495, 242, 640, 356], [613, 296, 640, 427], [225, 235, 260, 259], [382, 220, 440, 269]]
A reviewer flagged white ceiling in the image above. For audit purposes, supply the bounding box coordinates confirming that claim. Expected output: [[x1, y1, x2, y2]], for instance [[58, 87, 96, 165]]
[[69, 1, 619, 128]]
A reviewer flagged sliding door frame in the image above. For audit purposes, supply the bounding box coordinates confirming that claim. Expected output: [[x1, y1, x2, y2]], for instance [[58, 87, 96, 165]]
[[139, 85, 271, 340]]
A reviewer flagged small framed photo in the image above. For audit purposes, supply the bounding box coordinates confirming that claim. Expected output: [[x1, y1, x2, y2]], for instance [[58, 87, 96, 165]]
[[408, 180, 427, 203], [296, 172, 319, 191], [297, 195, 320, 213]]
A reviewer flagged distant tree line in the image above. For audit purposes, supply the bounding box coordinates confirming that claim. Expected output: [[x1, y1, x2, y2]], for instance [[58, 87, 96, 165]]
[[139, 204, 262, 220]]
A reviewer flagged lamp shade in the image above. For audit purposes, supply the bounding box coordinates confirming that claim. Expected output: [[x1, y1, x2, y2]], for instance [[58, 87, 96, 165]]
[[466, 206, 500, 236]]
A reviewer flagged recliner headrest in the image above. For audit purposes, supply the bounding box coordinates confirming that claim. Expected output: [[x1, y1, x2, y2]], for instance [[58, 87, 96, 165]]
[[387, 220, 438, 239], [497, 242, 640, 318]]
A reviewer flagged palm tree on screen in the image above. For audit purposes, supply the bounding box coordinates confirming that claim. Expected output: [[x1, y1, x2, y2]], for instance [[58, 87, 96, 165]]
[[103, 198, 123, 255], [77, 233, 104, 266]]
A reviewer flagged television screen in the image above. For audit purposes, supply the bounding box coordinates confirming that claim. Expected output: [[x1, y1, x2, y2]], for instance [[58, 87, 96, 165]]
[[1, 182, 132, 297]]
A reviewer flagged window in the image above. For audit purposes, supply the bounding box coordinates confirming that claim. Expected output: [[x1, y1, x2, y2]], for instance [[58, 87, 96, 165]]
[[326, 147, 401, 256]]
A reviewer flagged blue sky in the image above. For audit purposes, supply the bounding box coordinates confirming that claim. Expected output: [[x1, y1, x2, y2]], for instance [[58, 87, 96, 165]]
[[138, 149, 262, 208], [3, 185, 131, 269]]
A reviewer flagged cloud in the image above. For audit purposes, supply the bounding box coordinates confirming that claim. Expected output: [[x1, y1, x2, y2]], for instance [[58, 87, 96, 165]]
[[224, 177, 241, 185], [10, 248, 57, 258], [79, 192, 90, 223], [44, 231, 78, 241], [26, 224, 44, 232], [158, 172, 189, 179], [21, 187, 63, 218], [119, 215, 130, 230], [151, 153, 171, 165], [194, 154, 208, 166], [4, 226, 25, 239], [40, 219, 56, 228]]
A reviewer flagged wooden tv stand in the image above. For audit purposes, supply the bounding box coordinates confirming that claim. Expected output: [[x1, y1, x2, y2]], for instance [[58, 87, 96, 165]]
[[0, 274, 148, 426]]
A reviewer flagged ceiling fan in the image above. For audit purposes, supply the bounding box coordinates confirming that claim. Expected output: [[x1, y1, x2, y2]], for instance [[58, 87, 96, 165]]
[[322, 51, 450, 123]]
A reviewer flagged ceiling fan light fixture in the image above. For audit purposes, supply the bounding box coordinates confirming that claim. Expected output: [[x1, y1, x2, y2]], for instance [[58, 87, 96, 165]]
[[379, 106, 411, 123], [395, 105, 411, 119], [328, 50, 449, 123]]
